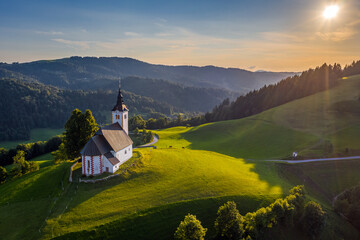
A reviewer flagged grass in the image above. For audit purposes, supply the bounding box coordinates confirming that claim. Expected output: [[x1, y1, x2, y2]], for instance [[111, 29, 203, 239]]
[[0, 128, 63, 149], [41, 148, 288, 238], [1, 75, 360, 239], [0, 161, 71, 240], [279, 159, 360, 206], [152, 75, 360, 160], [54, 195, 275, 240], [152, 123, 318, 160]]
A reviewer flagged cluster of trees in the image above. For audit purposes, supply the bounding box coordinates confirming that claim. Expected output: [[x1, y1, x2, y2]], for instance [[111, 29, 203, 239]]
[[0, 150, 40, 184], [131, 128, 154, 146], [52, 109, 98, 161], [174, 186, 326, 240], [204, 63, 342, 122], [334, 185, 360, 230], [0, 135, 62, 166], [342, 60, 360, 77], [129, 114, 205, 131], [0, 78, 175, 141]]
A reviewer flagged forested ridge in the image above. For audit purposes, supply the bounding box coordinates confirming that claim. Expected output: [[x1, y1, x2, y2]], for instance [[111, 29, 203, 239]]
[[0, 78, 176, 141], [0, 56, 294, 93], [121, 77, 237, 112], [204, 62, 360, 122], [130, 61, 360, 129]]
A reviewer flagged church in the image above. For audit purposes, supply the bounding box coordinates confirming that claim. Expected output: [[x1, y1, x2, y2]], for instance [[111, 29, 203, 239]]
[[80, 86, 133, 176]]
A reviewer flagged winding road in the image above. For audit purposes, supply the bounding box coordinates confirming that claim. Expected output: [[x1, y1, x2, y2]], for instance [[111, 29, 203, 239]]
[[135, 134, 159, 148], [267, 156, 360, 164]]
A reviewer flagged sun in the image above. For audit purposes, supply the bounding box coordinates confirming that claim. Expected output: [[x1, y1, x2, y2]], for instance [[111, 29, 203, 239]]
[[323, 5, 339, 19]]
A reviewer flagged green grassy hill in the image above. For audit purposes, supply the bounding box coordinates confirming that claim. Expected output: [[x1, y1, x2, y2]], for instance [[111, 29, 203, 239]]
[[163, 75, 360, 159], [0, 75, 359, 239]]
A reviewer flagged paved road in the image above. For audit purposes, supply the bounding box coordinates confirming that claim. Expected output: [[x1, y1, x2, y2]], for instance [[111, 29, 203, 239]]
[[267, 156, 360, 164], [135, 134, 159, 148]]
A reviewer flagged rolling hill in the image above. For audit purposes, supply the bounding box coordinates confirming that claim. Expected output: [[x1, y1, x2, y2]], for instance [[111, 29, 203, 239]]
[[0, 57, 295, 93], [0, 75, 359, 239], [176, 74, 360, 159], [0, 78, 175, 141]]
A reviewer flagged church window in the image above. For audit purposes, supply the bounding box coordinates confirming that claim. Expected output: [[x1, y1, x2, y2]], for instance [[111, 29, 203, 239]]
[[125, 150, 127, 154], [87, 160, 90, 173], [124, 115, 127, 119]]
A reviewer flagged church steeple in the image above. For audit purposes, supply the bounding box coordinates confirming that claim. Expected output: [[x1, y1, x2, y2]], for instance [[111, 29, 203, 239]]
[[112, 80, 128, 112], [112, 79, 129, 134]]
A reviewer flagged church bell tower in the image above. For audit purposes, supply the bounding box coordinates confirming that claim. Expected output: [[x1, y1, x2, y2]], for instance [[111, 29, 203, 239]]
[[112, 80, 129, 134]]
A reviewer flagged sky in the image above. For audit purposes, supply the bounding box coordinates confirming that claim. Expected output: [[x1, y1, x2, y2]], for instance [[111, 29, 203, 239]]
[[0, 0, 359, 71]]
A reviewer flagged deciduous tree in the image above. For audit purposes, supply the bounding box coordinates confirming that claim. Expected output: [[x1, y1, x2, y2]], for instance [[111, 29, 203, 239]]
[[174, 214, 207, 240]]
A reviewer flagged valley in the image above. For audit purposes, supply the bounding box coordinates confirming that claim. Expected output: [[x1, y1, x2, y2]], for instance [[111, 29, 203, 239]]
[[0, 74, 359, 239]]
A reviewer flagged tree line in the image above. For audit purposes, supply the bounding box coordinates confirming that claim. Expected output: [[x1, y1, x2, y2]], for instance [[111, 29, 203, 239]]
[[132, 61, 360, 130], [0, 135, 62, 166], [174, 185, 326, 240], [0, 78, 176, 141]]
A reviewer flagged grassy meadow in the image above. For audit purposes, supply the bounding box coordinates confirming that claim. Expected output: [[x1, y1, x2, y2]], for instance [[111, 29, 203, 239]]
[[0, 128, 63, 149], [0, 76, 359, 239]]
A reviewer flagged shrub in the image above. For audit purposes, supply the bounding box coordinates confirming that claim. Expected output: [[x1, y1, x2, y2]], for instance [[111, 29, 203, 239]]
[[214, 201, 244, 239], [302, 201, 326, 238], [0, 166, 7, 184], [174, 214, 207, 240], [9, 165, 22, 179]]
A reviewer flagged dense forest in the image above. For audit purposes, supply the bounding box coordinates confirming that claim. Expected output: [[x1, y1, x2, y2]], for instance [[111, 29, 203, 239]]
[[0, 57, 294, 93], [0, 78, 175, 141], [121, 77, 237, 112], [130, 61, 360, 129]]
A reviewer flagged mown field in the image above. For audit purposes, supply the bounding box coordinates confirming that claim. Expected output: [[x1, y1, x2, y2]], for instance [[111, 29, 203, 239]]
[[0, 75, 359, 239], [0, 128, 63, 149]]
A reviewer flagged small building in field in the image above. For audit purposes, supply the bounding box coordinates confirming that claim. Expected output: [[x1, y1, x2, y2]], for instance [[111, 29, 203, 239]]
[[80, 85, 133, 176]]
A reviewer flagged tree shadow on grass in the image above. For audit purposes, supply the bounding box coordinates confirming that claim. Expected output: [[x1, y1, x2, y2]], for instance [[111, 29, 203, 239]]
[[176, 119, 314, 195]]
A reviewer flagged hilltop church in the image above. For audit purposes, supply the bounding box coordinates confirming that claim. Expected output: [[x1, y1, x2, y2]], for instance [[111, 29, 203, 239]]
[[80, 86, 133, 176]]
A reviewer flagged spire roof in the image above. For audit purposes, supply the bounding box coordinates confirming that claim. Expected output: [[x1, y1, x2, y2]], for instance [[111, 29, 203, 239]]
[[112, 79, 128, 111]]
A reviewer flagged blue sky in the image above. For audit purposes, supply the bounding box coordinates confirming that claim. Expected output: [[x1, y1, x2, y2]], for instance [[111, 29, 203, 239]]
[[1, 0, 359, 71]]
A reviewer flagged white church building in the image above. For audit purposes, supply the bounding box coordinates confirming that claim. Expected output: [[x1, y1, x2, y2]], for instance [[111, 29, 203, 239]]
[[80, 86, 133, 176]]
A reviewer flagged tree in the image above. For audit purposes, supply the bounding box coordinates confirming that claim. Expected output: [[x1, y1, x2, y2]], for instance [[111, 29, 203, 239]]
[[52, 143, 68, 163], [215, 201, 245, 240], [13, 150, 26, 165], [80, 110, 99, 149], [63, 109, 98, 159], [302, 201, 326, 239], [64, 109, 83, 159], [12, 150, 39, 175], [174, 214, 207, 240], [0, 166, 7, 184]]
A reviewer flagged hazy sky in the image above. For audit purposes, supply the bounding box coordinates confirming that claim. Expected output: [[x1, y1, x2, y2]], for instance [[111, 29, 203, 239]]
[[0, 0, 359, 71]]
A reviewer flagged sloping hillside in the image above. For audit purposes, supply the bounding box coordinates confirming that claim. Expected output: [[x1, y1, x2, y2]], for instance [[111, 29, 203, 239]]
[[178, 74, 360, 159], [0, 78, 175, 141], [0, 57, 294, 92], [1, 75, 359, 240]]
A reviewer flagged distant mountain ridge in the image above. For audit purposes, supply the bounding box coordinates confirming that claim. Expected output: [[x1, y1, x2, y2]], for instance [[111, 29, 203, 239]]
[[0, 57, 295, 93]]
